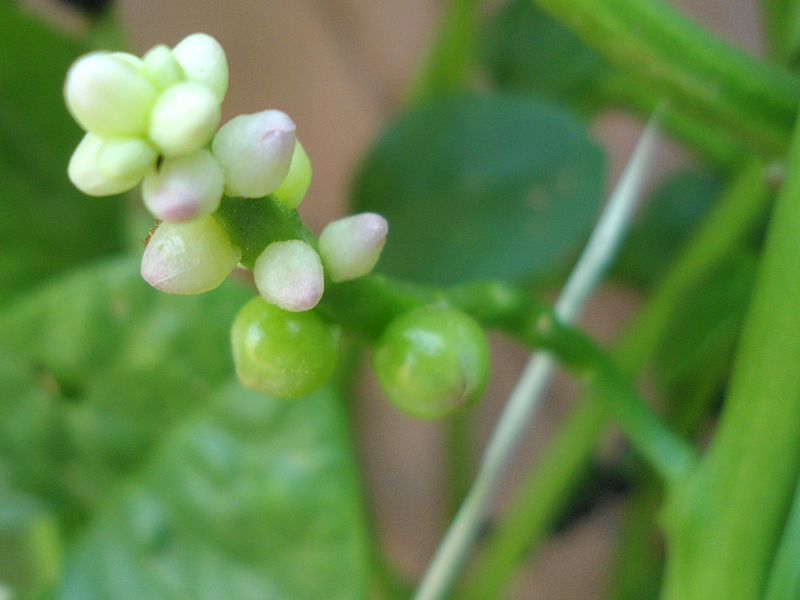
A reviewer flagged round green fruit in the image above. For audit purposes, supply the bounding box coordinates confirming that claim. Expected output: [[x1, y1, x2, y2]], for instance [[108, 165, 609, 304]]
[[231, 297, 338, 399], [372, 306, 489, 419]]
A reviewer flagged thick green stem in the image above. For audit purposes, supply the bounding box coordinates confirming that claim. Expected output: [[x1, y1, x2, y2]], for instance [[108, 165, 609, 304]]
[[761, 0, 800, 64], [527, 318, 695, 484], [461, 158, 771, 600], [764, 471, 800, 600], [606, 264, 752, 600], [660, 118, 800, 600], [600, 74, 745, 166], [533, 0, 800, 156], [406, 0, 479, 103]]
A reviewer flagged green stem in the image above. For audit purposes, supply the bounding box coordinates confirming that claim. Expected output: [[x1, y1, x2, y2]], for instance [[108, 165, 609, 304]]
[[600, 74, 745, 166], [406, 0, 480, 103], [764, 471, 800, 600], [412, 121, 683, 600], [533, 0, 800, 156], [606, 263, 752, 600], [762, 0, 789, 60], [533, 320, 696, 484], [761, 0, 800, 64], [660, 116, 800, 600], [605, 482, 664, 600], [461, 158, 771, 600], [444, 413, 474, 517]]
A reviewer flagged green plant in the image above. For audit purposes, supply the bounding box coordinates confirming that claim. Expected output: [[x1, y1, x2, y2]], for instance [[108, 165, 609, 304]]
[[2, 1, 800, 599]]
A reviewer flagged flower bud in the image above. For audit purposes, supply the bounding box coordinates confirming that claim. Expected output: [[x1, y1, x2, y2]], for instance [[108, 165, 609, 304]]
[[273, 140, 312, 209], [142, 44, 185, 89], [172, 33, 228, 103], [65, 51, 158, 136], [142, 150, 224, 222], [140, 216, 241, 294], [318, 212, 388, 282], [68, 133, 157, 196], [212, 110, 296, 198], [253, 240, 323, 312], [148, 82, 221, 157]]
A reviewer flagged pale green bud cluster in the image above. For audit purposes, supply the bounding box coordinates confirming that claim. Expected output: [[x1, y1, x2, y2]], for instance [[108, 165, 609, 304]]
[[64, 33, 387, 313], [66, 34, 227, 197]]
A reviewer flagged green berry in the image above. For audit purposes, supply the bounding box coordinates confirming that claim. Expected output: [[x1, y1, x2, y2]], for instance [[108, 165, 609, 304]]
[[372, 306, 489, 419], [231, 297, 338, 399]]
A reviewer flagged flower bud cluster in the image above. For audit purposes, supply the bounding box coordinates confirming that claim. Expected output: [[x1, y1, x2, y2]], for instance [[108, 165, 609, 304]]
[[65, 34, 226, 198], [65, 33, 388, 317]]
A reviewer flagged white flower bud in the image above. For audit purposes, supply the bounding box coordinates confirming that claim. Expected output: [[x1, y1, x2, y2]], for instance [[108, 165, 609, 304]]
[[140, 216, 241, 294], [148, 82, 221, 157], [254, 240, 324, 312], [65, 51, 158, 136], [142, 150, 224, 222], [273, 140, 312, 209], [142, 44, 185, 89], [68, 133, 157, 196], [212, 110, 296, 198], [318, 213, 388, 282], [172, 33, 228, 103]]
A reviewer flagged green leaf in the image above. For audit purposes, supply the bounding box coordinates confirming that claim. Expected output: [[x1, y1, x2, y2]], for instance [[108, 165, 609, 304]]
[[764, 468, 800, 600], [615, 170, 720, 288], [352, 93, 604, 285], [53, 383, 368, 600], [0, 486, 62, 597], [0, 4, 125, 305], [0, 256, 369, 598], [0, 255, 251, 525], [480, 0, 608, 108]]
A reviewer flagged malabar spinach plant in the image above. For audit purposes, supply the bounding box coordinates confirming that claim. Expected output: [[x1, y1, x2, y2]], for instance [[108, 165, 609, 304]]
[[1, 0, 799, 599]]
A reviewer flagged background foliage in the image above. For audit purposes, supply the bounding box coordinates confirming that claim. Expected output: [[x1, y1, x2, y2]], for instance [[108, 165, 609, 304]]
[[2, 0, 799, 599]]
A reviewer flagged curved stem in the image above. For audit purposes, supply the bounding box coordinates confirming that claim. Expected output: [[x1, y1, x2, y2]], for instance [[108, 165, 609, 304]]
[[461, 156, 771, 600], [406, 0, 480, 103], [533, 0, 800, 156], [412, 112, 671, 600], [660, 114, 800, 600]]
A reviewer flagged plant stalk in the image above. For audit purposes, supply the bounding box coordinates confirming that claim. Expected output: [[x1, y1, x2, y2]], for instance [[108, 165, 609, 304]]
[[660, 115, 800, 600], [532, 0, 800, 156]]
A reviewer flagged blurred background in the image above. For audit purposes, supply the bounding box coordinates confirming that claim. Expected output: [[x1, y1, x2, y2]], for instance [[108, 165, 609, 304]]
[[11, 0, 763, 597]]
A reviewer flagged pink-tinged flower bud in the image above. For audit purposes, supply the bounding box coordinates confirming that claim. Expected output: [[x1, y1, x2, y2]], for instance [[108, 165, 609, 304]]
[[65, 51, 158, 137], [148, 82, 221, 157], [212, 110, 296, 198], [273, 140, 312, 209], [172, 33, 228, 103], [142, 150, 224, 222], [253, 240, 324, 312], [140, 216, 241, 294], [142, 44, 184, 89], [318, 213, 388, 282], [68, 133, 158, 196]]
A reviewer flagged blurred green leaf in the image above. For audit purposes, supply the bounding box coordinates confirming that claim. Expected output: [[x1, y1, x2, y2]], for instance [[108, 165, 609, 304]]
[[0, 256, 369, 598], [0, 255, 251, 525], [480, 0, 608, 108], [352, 92, 604, 285], [0, 3, 125, 305], [616, 170, 720, 288], [0, 487, 62, 597], [53, 383, 369, 600]]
